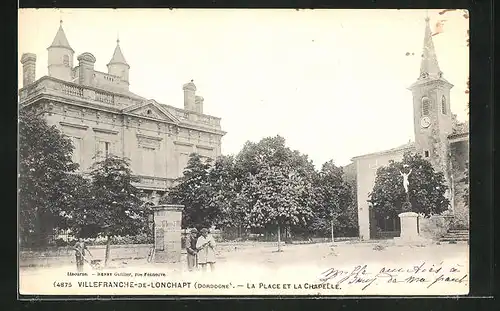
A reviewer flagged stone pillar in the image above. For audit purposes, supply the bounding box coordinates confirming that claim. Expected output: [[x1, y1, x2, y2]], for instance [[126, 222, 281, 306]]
[[394, 212, 430, 245], [152, 204, 184, 263], [398, 212, 419, 239]]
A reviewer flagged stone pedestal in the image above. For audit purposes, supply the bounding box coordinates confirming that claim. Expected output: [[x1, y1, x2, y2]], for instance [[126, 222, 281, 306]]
[[394, 212, 430, 245], [152, 204, 184, 263]]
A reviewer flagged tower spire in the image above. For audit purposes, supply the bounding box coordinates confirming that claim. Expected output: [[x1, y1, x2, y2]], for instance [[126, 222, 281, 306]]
[[107, 35, 130, 86], [108, 36, 128, 66], [48, 19, 74, 52], [419, 16, 442, 80]]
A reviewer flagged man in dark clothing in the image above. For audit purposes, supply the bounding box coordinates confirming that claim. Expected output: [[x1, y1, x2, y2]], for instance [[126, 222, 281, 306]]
[[74, 238, 92, 272], [186, 229, 199, 272]]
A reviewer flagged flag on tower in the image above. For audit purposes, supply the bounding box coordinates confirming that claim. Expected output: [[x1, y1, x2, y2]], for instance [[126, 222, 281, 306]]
[[432, 20, 446, 36]]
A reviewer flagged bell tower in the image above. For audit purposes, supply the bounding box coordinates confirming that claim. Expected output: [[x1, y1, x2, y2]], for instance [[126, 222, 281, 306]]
[[408, 17, 454, 200]]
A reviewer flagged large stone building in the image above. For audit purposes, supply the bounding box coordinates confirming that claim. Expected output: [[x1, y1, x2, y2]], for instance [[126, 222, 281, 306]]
[[19, 21, 226, 203], [349, 18, 469, 240]]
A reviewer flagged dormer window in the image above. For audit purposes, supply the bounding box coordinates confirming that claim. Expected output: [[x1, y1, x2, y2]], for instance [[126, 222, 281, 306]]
[[421, 96, 430, 116]]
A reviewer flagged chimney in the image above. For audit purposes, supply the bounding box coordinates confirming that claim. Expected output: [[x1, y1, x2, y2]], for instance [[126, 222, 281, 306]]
[[20, 53, 37, 87], [183, 80, 196, 111], [77, 52, 96, 86], [195, 96, 204, 114]]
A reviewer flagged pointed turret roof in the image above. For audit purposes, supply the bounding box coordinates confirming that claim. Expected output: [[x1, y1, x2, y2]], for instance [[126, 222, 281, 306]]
[[419, 17, 442, 80], [409, 17, 453, 90], [48, 20, 74, 52], [107, 39, 128, 66], [183, 79, 197, 91]]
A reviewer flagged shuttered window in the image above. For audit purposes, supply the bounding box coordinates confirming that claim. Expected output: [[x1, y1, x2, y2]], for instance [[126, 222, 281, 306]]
[[441, 95, 447, 115], [421, 97, 430, 116]]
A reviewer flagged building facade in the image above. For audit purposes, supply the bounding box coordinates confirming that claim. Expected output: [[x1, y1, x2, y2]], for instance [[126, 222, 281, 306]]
[[350, 18, 469, 240], [19, 22, 226, 204]]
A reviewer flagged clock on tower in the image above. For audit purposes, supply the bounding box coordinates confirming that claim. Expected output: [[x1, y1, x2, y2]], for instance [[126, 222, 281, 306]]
[[408, 17, 453, 168]]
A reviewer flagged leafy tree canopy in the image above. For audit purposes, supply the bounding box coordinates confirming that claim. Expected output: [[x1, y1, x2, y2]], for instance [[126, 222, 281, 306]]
[[209, 155, 247, 228], [162, 153, 216, 229], [18, 109, 79, 247], [73, 156, 148, 239], [368, 152, 450, 218], [235, 136, 318, 230]]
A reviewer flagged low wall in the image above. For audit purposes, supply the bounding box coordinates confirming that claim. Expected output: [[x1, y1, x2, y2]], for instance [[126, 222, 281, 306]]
[[20, 241, 305, 268], [419, 215, 453, 240], [19, 244, 154, 268]]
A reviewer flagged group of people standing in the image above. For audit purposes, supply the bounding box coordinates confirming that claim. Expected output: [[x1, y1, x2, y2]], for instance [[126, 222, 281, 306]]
[[186, 228, 216, 272], [72, 229, 216, 273]]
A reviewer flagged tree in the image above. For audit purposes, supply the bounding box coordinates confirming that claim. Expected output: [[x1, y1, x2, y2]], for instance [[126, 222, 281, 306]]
[[74, 156, 148, 266], [242, 165, 315, 251], [162, 153, 218, 230], [236, 136, 317, 251], [209, 155, 247, 234], [342, 163, 359, 236], [368, 152, 450, 222], [57, 173, 93, 234], [311, 161, 356, 239], [18, 109, 79, 247]]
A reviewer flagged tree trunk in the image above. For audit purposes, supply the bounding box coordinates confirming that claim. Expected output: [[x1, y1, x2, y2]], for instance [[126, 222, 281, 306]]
[[331, 219, 334, 242], [104, 235, 111, 267], [277, 224, 282, 252]]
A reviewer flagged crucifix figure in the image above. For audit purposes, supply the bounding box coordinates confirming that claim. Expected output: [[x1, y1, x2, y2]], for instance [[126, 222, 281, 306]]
[[400, 169, 412, 194]]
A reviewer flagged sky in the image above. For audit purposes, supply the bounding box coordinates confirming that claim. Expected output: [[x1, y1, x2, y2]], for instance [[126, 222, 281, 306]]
[[18, 9, 469, 168]]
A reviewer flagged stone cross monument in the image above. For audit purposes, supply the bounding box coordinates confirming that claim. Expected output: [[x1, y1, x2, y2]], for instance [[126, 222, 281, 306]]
[[394, 166, 429, 245]]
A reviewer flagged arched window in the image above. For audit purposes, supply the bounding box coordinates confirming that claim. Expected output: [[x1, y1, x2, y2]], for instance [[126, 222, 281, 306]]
[[421, 96, 430, 116], [63, 55, 69, 67], [441, 95, 447, 114]]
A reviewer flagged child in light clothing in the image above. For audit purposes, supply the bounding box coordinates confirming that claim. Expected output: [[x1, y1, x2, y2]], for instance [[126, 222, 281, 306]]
[[196, 228, 216, 272]]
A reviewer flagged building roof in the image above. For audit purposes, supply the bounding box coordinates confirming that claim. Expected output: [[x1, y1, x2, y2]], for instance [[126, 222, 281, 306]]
[[448, 131, 469, 143], [48, 21, 74, 52], [183, 80, 197, 91], [409, 17, 453, 89], [420, 17, 441, 79], [351, 141, 415, 161], [107, 39, 128, 66]]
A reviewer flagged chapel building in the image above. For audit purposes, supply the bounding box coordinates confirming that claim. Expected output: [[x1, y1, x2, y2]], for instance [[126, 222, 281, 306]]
[[19, 21, 226, 204], [348, 17, 469, 240]]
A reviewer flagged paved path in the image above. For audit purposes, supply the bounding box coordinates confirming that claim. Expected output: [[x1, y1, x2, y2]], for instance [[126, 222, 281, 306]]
[[19, 242, 469, 296]]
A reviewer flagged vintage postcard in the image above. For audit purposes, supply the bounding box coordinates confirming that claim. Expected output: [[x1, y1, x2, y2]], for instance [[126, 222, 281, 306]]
[[18, 8, 470, 296]]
